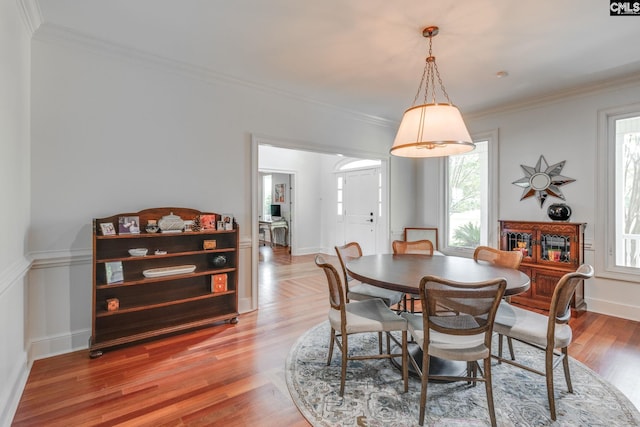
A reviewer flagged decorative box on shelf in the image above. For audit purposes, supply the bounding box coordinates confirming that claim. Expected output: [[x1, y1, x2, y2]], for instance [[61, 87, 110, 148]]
[[212, 274, 228, 292]]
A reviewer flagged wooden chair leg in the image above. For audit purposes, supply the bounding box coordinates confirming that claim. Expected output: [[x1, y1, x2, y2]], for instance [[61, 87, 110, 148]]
[[340, 334, 348, 397], [562, 347, 573, 393], [402, 330, 408, 392], [484, 357, 497, 427], [507, 337, 515, 360], [327, 328, 336, 365], [419, 349, 430, 426], [545, 347, 557, 420]]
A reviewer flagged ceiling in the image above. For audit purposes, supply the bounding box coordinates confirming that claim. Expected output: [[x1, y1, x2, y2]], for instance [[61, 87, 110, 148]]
[[34, 0, 640, 123]]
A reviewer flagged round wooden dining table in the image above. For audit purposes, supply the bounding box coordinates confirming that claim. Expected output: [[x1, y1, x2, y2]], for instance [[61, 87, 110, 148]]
[[346, 253, 530, 378], [346, 253, 530, 297]]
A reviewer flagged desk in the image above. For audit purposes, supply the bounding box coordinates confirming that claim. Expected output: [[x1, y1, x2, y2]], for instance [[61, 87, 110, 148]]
[[346, 254, 530, 377], [259, 219, 288, 247]]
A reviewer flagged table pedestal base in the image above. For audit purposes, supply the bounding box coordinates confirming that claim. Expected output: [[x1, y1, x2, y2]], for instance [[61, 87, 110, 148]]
[[392, 342, 467, 381]]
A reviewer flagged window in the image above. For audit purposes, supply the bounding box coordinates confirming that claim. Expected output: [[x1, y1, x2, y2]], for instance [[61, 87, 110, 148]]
[[599, 105, 640, 279], [262, 174, 272, 218], [443, 131, 498, 255]]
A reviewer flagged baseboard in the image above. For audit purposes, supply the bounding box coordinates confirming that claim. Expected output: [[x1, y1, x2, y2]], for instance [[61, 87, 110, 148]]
[[29, 328, 91, 361], [292, 246, 323, 256], [0, 356, 29, 427], [238, 296, 255, 314], [586, 297, 640, 322]]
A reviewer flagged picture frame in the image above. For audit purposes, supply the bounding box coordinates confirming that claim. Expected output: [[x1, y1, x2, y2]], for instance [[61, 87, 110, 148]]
[[200, 214, 217, 230], [100, 222, 116, 236], [105, 261, 124, 284], [118, 216, 140, 234], [222, 213, 234, 230], [274, 183, 285, 203]]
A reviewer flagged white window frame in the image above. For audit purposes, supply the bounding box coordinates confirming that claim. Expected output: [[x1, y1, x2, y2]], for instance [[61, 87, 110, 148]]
[[441, 130, 499, 257], [597, 103, 640, 282]]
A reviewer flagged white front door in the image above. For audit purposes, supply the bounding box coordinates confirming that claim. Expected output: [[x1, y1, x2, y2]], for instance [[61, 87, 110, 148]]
[[344, 168, 379, 255]]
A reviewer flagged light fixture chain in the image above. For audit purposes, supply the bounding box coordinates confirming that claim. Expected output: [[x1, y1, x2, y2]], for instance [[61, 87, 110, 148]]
[[412, 62, 428, 106], [433, 61, 451, 104]]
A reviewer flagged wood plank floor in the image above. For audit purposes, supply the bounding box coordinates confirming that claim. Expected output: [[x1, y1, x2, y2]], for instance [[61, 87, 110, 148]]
[[12, 246, 640, 426]]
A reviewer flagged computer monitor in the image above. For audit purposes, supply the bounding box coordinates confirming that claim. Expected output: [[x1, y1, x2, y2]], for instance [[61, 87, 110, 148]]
[[270, 204, 281, 218]]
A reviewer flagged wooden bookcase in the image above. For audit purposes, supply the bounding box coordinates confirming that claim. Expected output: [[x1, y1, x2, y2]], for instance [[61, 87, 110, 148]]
[[499, 220, 586, 315], [90, 207, 239, 357]]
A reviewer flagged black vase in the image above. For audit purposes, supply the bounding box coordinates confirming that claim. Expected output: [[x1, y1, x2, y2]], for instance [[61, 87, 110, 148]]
[[547, 203, 572, 221], [211, 255, 227, 267]]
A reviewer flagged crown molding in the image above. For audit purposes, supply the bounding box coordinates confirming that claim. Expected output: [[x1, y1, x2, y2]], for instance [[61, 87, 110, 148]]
[[32, 23, 395, 129], [16, 0, 42, 35], [466, 72, 640, 120]]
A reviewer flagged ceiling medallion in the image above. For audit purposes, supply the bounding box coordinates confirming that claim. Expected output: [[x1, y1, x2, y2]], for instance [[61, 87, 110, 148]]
[[512, 155, 575, 208]]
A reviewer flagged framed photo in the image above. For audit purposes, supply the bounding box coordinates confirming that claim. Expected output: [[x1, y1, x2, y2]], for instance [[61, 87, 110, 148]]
[[105, 261, 123, 284], [200, 214, 217, 230], [183, 220, 194, 232], [222, 214, 234, 230], [100, 222, 116, 236], [275, 183, 285, 203], [118, 216, 140, 234]]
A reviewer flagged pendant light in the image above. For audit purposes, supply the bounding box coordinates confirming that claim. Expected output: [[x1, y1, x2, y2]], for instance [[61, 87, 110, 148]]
[[390, 26, 474, 158]]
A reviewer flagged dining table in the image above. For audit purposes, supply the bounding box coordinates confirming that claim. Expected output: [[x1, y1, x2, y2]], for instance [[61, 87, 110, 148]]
[[345, 253, 531, 377]]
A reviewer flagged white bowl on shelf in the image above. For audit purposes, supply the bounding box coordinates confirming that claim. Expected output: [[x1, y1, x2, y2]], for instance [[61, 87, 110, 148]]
[[128, 248, 148, 257]]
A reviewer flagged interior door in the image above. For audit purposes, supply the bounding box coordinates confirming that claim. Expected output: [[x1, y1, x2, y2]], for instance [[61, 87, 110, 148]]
[[344, 168, 379, 255]]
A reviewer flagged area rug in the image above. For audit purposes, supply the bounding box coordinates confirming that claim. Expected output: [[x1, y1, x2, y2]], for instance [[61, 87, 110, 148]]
[[285, 321, 640, 427]]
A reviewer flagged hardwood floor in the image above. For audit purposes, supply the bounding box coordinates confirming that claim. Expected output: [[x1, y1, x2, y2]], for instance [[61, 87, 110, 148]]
[[12, 246, 640, 426]]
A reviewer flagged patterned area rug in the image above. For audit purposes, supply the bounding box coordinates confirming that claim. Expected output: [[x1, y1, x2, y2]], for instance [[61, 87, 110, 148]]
[[285, 322, 640, 427]]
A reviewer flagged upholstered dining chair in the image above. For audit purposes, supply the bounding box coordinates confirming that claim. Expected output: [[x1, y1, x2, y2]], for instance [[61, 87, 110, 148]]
[[315, 255, 408, 397], [492, 264, 594, 421], [473, 245, 524, 359], [335, 242, 404, 310], [401, 275, 506, 426], [392, 239, 434, 312]]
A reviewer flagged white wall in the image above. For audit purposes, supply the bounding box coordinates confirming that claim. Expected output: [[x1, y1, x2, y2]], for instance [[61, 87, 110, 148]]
[[418, 79, 640, 321], [27, 28, 400, 363], [0, 1, 32, 425]]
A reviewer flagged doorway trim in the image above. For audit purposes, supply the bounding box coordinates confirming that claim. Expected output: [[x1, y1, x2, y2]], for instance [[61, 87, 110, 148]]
[[251, 133, 390, 312]]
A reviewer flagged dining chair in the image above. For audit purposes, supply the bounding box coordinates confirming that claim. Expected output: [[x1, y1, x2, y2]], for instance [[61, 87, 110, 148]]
[[335, 242, 404, 310], [404, 227, 439, 250], [392, 239, 434, 312], [392, 239, 434, 255], [473, 245, 524, 359], [492, 264, 594, 421], [315, 255, 408, 397], [401, 275, 506, 426], [473, 245, 523, 269]]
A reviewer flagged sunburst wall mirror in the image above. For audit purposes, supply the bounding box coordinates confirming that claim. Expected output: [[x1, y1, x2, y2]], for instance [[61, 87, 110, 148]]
[[512, 155, 575, 207]]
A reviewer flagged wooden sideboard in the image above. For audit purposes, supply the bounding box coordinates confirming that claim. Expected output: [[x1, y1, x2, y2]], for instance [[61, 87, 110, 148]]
[[499, 220, 586, 315]]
